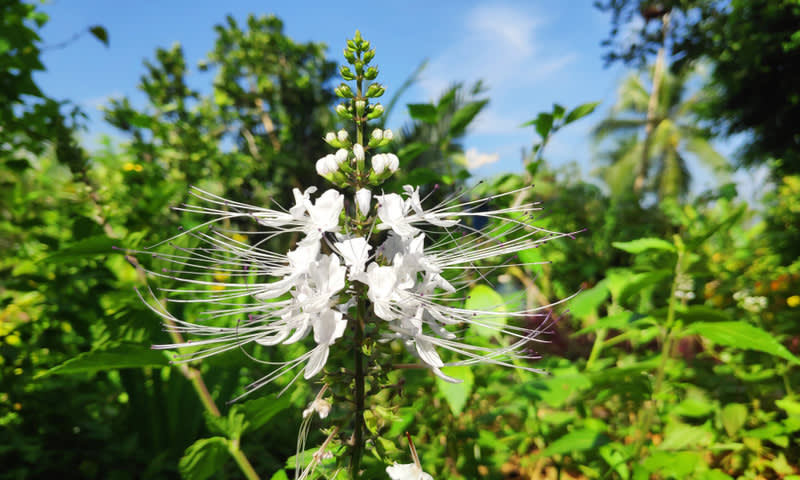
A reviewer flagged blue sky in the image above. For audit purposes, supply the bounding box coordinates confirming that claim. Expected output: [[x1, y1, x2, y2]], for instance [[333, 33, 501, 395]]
[[36, 1, 754, 192]]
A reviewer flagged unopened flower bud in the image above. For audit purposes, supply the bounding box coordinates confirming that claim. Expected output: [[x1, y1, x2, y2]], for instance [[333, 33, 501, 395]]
[[383, 129, 393, 141], [369, 128, 383, 147], [324, 132, 338, 146], [335, 104, 350, 119], [335, 83, 354, 98], [353, 144, 365, 163], [363, 49, 375, 64], [316, 154, 338, 176], [340, 65, 355, 81], [365, 83, 385, 98], [355, 188, 372, 216], [335, 148, 348, 165], [385, 153, 399, 173], [364, 66, 378, 80], [343, 48, 356, 63], [366, 103, 384, 119], [337, 129, 349, 143], [372, 153, 388, 175], [355, 100, 366, 116]]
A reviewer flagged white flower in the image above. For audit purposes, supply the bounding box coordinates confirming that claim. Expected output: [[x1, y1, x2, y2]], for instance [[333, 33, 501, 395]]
[[353, 143, 365, 163], [333, 237, 372, 277], [335, 148, 348, 165], [371, 128, 383, 141], [337, 129, 349, 142], [386, 463, 433, 480], [316, 154, 338, 176], [372, 153, 399, 175], [136, 161, 576, 400], [305, 309, 347, 379], [383, 129, 393, 141], [304, 189, 344, 235], [355, 188, 372, 216]]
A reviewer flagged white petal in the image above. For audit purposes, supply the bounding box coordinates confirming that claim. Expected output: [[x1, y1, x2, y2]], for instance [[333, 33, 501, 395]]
[[415, 336, 444, 368], [355, 188, 372, 216], [304, 345, 330, 379]]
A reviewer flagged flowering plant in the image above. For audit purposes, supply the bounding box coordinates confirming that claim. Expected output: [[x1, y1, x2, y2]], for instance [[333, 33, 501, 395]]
[[133, 31, 577, 478]]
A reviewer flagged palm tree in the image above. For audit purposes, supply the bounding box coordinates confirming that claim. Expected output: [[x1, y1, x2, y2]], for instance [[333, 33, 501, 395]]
[[593, 67, 728, 201]]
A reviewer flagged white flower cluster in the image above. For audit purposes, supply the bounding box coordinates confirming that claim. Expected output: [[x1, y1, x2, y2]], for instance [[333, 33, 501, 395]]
[[733, 289, 768, 313], [137, 154, 574, 398]]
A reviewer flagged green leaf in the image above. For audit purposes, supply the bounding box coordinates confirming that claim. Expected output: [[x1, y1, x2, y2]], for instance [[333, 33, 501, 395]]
[[269, 470, 290, 480], [237, 394, 292, 433], [397, 142, 431, 163], [539, 429, 609, 457], [449, 99, 488, 137], [721, 403, 748, 437], [407, 103, 438, 124], [658, 422, 712, 450], [436, 366, 474, 415], [672, 398, 714, 418], [179, 437, 230, 480], [619, 269, 672, 303], [40, 342, 169, 377], [552, 103, 566, 120], [564, 101, 601, 125], [464, 285, 507, 338], [686, 322, 800, 366], [45, 235, 116, 263], [88, 25, 109, 47], [567, 280, 609, 319], [677, 305, 732, 324], [612, 237, 676, 254], [521, 112, 554, 139]]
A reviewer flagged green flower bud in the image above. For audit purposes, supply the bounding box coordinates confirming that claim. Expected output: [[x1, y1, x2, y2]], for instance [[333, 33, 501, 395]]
[[347, 39, 357, 51], [365, 83, 385, 98], [363, 49, 375, 64], [364, 66, 378, 80], [335, 83, 354, 98], [355, 100, 366, 116], [343, 48, 356, 63], [354, 61, 364, 73], [340, 66, 355, 81], [366, 103, 384, 120], [335, 104, 351, 119]]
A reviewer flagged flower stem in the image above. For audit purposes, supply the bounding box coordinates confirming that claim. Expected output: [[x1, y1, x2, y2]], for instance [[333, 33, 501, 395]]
[[351, 289, 367, 478]]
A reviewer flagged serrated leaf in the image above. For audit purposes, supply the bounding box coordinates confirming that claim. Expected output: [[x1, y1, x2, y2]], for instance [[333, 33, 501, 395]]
[[407, 103, 438, 124], [612, 237, 676, 254], [464, 285, 507, 338], [564, 101, 601, 124], [686, 322, 800, 366], [179, 437, 230, 480], [40, 342, 169, 377], [45, 235, 116, 263], [539, 429, 609, 457], [449, 99, 488, 137], [436, 366, 474, 415], [88, 25, 109, 47]]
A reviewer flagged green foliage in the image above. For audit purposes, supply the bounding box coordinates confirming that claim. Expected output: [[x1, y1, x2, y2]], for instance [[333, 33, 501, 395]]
[[2, 5, 798, 480]]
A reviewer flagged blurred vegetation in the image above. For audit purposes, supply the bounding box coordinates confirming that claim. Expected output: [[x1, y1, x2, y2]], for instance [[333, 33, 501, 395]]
[[1, 2, 798, 479]]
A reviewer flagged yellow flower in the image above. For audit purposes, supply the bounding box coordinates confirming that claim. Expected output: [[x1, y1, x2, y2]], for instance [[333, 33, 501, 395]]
[[123, 162, 136, 171], [788, 295, 800, 308]]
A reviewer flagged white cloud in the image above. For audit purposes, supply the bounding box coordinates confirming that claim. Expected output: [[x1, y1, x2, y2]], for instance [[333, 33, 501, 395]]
[[464, 147, 500, 170], [420, 4, 575, 100]]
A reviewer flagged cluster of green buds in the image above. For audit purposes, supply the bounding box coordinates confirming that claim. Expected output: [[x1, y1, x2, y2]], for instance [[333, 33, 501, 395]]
[[316, 31, 397, 189]]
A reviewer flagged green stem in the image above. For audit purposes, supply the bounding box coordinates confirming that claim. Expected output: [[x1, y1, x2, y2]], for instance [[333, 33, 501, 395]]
[[229, 439, 261, 480], [585, 311, 605, 371], [165, 318, 260, 479], [351, 288, 366, 478], [632, 249, 683, 460]]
